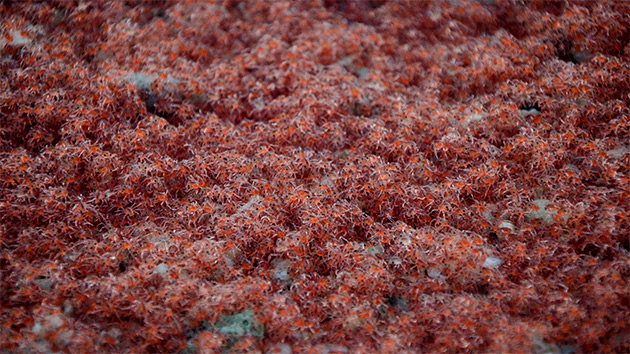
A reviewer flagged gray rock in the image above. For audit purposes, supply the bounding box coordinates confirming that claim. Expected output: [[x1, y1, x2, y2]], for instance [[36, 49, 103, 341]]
[[482, 256, 502, 269], [124, 72, 157, 91], [526, 199, 567, 225], [266, 343, 292, 354], [153, 262, 169, 275], [606, 146, 629, 159], [518, 108, 540, 118], [498, 221, 515, 233], [273, 260, 291, 281], [0, 30, 31, 48], [214, 309, 264, 338]]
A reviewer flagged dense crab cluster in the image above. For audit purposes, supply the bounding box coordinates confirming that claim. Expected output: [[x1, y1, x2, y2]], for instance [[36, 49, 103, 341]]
[[1, 0, 629, 353]]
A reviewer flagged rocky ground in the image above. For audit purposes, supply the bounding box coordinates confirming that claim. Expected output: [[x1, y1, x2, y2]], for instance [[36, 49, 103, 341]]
[[1, 1, 629, 353]]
